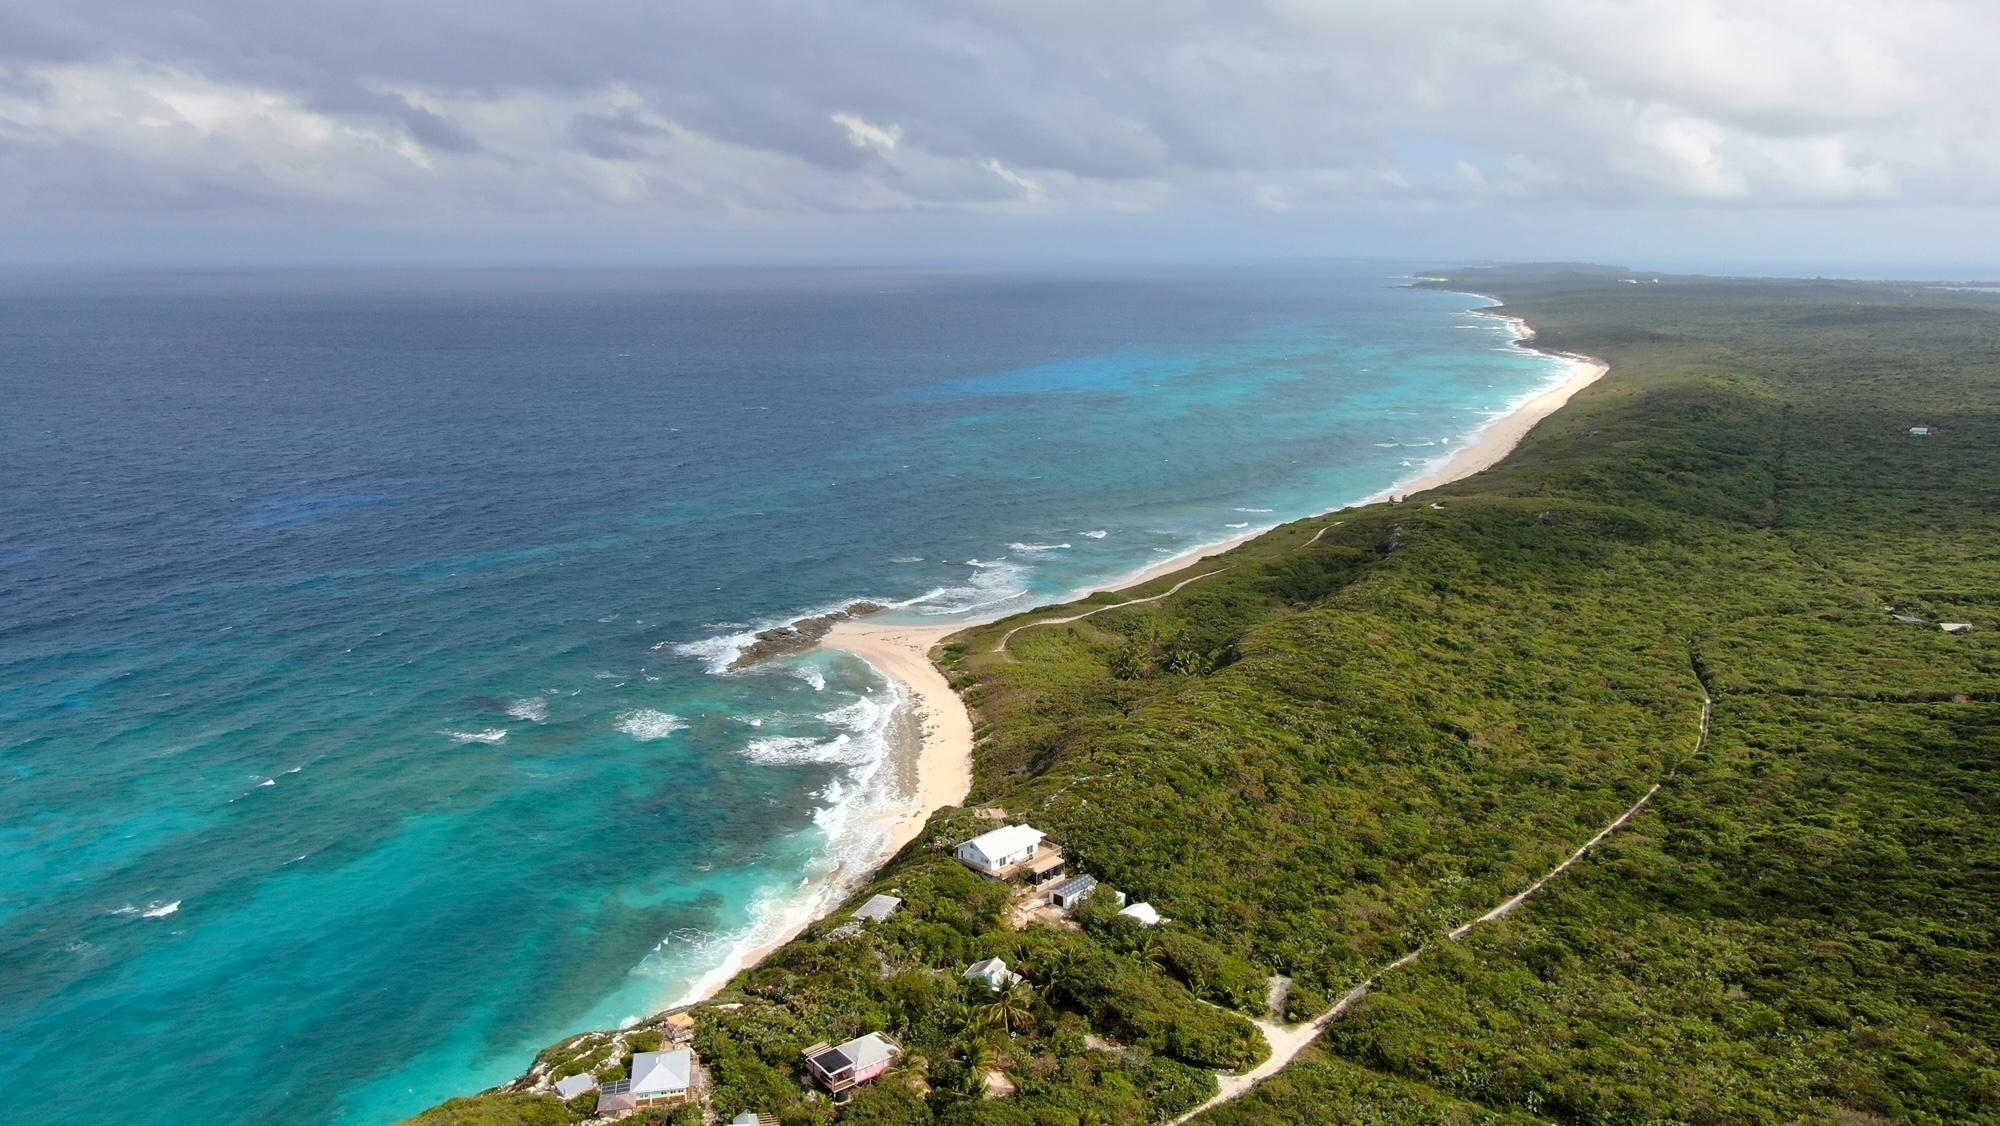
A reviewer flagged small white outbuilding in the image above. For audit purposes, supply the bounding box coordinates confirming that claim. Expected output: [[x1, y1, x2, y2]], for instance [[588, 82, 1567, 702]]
[[854, 893, 903, 922], [1119, 902, 1165, 927], [964, 956, 1021, 991], [553, 1074, 598, 1100]]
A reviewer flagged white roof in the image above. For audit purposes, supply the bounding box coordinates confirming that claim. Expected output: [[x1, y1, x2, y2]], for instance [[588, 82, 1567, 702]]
[[854, 893, 902, 920], [965, 957, 1009, 978], [630, 1048, 693, 1095], [1119, 902, 1163, 926], [838, 1032, 900, 1070], [958, 824, 1043, 864], [732, 1115, 761, 1125], [553, 1073, 597, 1099]]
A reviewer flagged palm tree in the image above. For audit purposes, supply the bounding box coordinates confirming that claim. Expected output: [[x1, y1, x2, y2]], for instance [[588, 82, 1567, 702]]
[[983, 981, 1036, 1037], [1038, 946, 1089, 1007], [955, 1034, 995, 1097], [1128, 930, 1166, 968]]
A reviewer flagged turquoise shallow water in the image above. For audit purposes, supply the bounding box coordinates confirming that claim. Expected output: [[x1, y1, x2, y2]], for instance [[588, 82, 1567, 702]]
[[0, 265, 1571, 1124]]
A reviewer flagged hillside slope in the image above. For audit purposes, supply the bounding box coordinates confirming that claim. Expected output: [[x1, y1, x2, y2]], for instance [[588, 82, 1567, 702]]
[[415, 269, 2000, 1125]]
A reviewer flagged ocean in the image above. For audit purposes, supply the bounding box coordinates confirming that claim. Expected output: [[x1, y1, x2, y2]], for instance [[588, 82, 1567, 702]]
[[0, 264, 1574, 1124]]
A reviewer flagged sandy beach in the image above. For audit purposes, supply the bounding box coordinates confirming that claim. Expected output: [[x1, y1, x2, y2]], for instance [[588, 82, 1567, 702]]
[[825, 619, 977, 855], [822, 324, 1608, 819], [687, 307, 1608, 1015]]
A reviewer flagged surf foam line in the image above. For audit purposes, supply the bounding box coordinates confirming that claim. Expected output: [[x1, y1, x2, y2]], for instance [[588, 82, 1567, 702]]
[[1353, 293, 1602, 508], [636, 665, 914, 1010], [609, 284, 1607, 1053], [1051, 295, 1601, 608], [666, 558, 1036, 674]]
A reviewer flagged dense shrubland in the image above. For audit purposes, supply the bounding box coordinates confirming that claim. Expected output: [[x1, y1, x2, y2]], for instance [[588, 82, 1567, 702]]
[[413, 268, 2000, 1124]]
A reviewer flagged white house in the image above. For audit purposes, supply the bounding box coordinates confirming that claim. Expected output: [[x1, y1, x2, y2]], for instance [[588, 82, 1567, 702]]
[[955, 824, 1046, 877], [1119, 902, 1164, 927], [1942, 622, 1973, 634], [629, 1048, 695, 1107], [1909, 426, 1934, 437], [963, 956, 1021, 991]]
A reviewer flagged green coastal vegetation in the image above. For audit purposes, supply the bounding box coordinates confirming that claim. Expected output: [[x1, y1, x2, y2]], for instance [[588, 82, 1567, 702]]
[[411, 266, 1999, 1125]]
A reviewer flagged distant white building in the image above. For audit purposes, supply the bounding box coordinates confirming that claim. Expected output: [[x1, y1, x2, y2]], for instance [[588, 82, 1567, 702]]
[[955, 824, 1047, 877], [1119, 902, 1165, 927], [853, 893, 903, 922], [1909, 426, 1934, 437], [1942, 622, 1973, 634], [963, 956, 1021, 991]]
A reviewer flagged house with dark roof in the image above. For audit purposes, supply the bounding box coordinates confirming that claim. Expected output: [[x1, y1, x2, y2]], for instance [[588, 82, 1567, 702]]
[[1047, 873, 1117, 912]]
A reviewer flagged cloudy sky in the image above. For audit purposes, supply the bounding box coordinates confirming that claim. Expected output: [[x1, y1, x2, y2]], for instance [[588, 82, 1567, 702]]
[[3, 0, 1998, 268]]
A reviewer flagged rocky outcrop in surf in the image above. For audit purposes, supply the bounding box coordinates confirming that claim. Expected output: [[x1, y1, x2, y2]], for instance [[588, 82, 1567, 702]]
[[729, 602, 887, 669]]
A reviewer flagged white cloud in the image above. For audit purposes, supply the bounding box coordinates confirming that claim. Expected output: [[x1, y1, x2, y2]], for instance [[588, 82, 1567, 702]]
[[831, 112, 900, 153], [1, 0, 1998, 256]]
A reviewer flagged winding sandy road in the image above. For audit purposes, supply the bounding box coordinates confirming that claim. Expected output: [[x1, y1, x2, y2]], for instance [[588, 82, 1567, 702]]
[[1171, 686, 1714, 1123], [994, 569, 1229, 654]]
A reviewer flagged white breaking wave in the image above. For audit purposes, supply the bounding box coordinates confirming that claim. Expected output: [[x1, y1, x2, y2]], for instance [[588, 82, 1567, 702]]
[[887, 555, 924, 564], [793, 666, 826, 692], [672, 596, 882, 676], [618, 710, 688, 741], [1233, 507, 1274, 513], [651, 668, 912, 1008], [905, 558, 1030, 617], [506, 697, 549, 723], [1082, 529, 1108, 539], [142, 900, 181, 919], [670, 628, 763, 675], [1008, 541, 1071, 554], [739, 734, 862, 766], [257, 778, 275, 788], [1225, 522, 1250, 529], [444, 728, 508, 745]]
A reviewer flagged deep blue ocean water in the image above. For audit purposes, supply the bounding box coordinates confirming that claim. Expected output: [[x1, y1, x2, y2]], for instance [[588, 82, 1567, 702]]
[[0, 265, 1572, 1125]]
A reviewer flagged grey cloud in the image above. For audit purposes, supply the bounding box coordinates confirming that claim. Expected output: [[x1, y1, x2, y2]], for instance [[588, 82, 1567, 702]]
[[401, 104, 479, 153], [0, 0, 1998, 263], [566, 108, 662, 161]]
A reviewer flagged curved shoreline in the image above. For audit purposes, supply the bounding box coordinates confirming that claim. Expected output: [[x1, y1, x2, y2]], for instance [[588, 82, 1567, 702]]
[[582, 292, 1610, 1081], [817, 295, 1609, 900]]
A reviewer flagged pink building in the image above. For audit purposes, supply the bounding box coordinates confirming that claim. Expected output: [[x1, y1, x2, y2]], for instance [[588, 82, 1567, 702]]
[[803, 1032, 902, 1100]]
